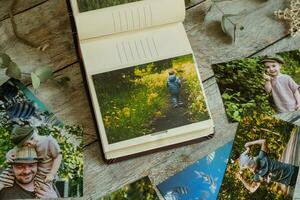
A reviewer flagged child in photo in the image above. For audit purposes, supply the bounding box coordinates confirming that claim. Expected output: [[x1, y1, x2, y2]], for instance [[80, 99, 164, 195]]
[[0, 125, 62, 198], [236, 139, 299, 195], [167, 70, 183, 108], [263, 55, 300, 113]]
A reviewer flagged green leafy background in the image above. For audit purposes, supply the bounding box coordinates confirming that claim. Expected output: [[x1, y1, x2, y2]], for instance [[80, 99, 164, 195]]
[[77, 0, 142, 12]]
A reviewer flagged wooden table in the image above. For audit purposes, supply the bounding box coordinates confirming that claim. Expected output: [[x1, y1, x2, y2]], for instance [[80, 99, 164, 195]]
[[1, 0, 300, 199]]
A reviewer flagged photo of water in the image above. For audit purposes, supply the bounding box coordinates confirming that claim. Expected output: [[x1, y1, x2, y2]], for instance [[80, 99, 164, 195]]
[[157, 142, 233, 200]]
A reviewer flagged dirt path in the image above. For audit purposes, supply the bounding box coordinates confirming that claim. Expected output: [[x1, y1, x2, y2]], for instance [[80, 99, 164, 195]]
[[150, 80, 194, 132]]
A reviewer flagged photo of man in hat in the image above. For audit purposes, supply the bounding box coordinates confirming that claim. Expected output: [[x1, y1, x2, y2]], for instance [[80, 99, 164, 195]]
[[0, 125, 62, 199], [0, 146, 59, 199], [262, 55, 300, 113]]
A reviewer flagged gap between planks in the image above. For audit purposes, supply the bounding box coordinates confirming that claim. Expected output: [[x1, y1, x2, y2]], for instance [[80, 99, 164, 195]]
[[0, 0, 48, 22]]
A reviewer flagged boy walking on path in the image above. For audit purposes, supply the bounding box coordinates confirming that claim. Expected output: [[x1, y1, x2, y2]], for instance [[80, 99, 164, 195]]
[[167, 70, 182, 108], [262, 55, 300, 113]]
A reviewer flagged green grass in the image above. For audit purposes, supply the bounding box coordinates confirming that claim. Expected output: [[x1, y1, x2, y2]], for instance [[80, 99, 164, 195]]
[[93, 54, 210, 144], [77, 0, 142, 12]]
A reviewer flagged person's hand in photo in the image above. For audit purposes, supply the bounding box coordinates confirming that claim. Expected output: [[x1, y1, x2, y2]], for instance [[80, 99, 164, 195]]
[[45, 173, 55, 183], [263, 73, 272, 81], [235, 172, 242, 180], [35, 184, 58, 198]]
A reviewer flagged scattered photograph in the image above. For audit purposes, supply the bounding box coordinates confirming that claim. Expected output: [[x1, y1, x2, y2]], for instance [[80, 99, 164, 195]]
[[212, 50, 300, 199], [157, 142, 233, 200], [99, 176, 159, 200], [77, 0, 143, 12], [212, 50, 300, 125], [218, 119, 299, 200], [92, 54, 210, 144], [0, 79, 83, 199]]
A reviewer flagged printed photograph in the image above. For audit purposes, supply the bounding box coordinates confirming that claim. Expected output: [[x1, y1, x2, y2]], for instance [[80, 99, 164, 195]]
[[218, 119, 299, 200], [157, 142, 233, 200], [212, 50, 300, 199], [0, 79, 83, 199], [92, 54, 210, 144], [99, 176, 159, 200], [212, 50, 300, 125], [77, 0, 143, 12]]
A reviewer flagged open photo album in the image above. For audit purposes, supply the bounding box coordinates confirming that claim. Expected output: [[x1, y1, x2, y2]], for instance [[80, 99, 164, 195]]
[[69, 0, 214, 162]]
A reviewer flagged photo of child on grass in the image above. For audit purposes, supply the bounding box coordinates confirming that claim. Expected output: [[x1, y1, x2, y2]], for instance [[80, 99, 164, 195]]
[[212, 50, 300, 199], [0, 79, 83, 199], [237, 139, 298, 194], [77, 0, 142, 12], [217, 115, 299, 199], [92, 54, 210, 144]]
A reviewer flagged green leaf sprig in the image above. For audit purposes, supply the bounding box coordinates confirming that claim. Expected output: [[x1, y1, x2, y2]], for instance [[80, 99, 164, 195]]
[[0, 53, 21, 79], [0, 52, 66, 91]]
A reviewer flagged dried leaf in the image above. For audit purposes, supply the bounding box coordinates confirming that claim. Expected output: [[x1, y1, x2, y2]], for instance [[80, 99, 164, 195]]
[[31, 72, 40, 90], [0, 53, 12, 69], [5, 62, 21, 79], [34, 66, 53, 82], [221, 14, 237, 42]]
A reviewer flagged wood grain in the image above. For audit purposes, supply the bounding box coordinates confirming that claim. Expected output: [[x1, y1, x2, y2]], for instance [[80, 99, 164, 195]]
[[185, 0, 290, 80], [0, 0, 76, 83], [0, 0, 47, 21]]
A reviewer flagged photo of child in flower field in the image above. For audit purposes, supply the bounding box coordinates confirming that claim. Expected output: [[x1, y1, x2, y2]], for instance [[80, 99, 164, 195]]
[[92, 54, 210, 144]]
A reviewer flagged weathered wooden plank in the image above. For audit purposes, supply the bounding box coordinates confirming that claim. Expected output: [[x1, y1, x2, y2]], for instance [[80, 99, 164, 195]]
[[185, 0, 205, 8], [83, 76, 238, 198], [253, 34, 300, 57], [274, 111, 300, 127], [185, 0, 290, 80], [0, 0, 47, 21], [28, 63, 98, 146], [84, 122, 238, 199], [0, 0, 76, 83]]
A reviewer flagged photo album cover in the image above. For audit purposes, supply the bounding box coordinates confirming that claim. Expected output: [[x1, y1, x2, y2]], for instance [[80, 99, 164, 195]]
[[69, 0, 214, 162], [0, 79, 83, 199], [212, 50, 300, 199], [157, 142, 233, 200], [99, 176, 159, 200]]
